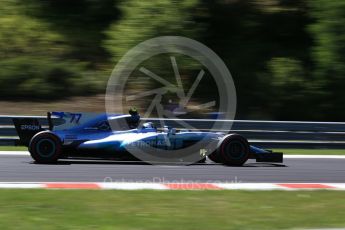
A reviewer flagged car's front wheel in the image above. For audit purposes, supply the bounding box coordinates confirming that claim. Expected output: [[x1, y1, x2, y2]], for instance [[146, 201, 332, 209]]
[[217, 134, 250, 166], [29, 131, 62, 164]]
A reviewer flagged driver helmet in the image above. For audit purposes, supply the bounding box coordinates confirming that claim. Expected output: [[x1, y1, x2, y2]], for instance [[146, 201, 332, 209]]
[[129, 107, 138, 116]]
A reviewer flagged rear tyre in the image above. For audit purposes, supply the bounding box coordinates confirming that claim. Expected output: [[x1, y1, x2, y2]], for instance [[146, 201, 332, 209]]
[[217, 134, 250, 166], [29, 131, 62, 164]]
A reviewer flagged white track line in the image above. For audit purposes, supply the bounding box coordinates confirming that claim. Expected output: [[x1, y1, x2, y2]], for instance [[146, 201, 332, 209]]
[[0, 151, 29, 156], [284, 155, 345, 159]]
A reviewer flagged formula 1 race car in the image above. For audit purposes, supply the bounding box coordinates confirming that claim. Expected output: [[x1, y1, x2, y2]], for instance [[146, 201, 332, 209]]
[[13, 111, 283, 166]]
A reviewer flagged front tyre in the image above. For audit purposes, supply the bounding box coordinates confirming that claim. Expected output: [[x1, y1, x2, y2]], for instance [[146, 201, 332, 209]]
[[29, 131, 62, 164], [217, 134, 250, 166]]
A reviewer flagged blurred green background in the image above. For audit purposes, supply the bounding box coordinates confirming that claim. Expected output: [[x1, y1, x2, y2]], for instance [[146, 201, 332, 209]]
[[0, 0, 345, 121]]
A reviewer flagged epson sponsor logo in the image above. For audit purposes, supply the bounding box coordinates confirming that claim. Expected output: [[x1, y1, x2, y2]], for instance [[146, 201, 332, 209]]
[[20, 125, 40, 131]]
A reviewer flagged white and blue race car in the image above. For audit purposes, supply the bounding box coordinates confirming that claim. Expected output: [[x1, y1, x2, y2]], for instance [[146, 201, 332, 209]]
[[13, 111, 283, 166]]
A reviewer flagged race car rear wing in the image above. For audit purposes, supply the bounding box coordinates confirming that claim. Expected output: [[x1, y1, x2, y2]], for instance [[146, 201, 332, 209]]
[[12, 116, 45, 146], [13, 112, 91, 146]]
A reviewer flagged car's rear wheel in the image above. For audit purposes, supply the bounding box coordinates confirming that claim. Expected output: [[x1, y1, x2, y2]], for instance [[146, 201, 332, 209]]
[[217, 134, 250, 166], [29, 131, 62, 164]]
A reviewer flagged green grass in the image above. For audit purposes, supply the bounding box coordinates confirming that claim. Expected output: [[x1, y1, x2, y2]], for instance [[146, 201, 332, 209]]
[[0, 190, 344, 229], [273, 148, 345, 155], [0, 146, 27, 151]]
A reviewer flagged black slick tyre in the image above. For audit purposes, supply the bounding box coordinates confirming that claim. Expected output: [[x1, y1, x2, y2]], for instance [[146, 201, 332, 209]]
[[29, 131, 62, 164], [217, 134, 250, 166]]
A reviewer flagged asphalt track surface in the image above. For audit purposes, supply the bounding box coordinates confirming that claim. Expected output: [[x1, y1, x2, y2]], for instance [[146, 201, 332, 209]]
[[0, 153, 344, 183]]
